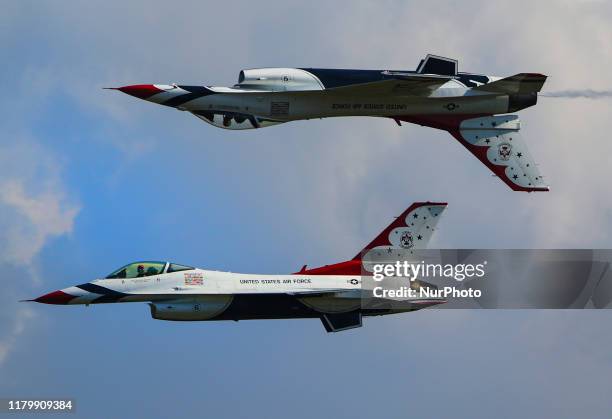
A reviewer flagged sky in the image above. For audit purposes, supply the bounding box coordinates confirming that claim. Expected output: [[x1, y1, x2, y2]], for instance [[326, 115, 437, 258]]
[[1, 0, 612, 418]]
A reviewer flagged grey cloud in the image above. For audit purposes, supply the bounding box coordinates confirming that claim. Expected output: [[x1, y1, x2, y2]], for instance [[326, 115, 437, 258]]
[[3, 1, 612, 253], [0, 140, 79, 366], [2, 4, 612, 416], [0, 306, 34, 365], [0, 142, 80, 267]]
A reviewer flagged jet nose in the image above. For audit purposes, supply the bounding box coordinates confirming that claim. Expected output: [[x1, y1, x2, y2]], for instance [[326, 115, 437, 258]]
[[32, 290, 76, 305], [108, 84, 163, 100]]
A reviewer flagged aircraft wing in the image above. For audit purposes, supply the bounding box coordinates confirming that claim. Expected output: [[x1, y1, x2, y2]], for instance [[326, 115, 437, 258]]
[[326, 74, 452, 96]]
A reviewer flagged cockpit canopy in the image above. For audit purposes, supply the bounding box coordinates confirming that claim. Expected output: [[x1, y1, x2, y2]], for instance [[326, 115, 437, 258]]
[[105, 261, 194, 279]]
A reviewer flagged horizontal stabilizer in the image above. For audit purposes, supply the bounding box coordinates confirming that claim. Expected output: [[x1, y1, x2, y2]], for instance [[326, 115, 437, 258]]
[[320, 311, 362, 333], [473, 73, 547, 94]]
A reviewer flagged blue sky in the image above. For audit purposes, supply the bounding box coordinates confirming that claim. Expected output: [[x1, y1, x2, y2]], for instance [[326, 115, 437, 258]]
[[1, 1, 612, 418]]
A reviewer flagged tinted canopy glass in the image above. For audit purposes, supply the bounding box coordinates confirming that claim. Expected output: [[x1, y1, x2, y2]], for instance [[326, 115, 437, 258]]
[[167, 263, 195, 273]]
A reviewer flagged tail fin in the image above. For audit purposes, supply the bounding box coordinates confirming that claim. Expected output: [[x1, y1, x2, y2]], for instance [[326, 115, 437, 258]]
[[472, 73, 547, 94], [352, 202, 447, 260]]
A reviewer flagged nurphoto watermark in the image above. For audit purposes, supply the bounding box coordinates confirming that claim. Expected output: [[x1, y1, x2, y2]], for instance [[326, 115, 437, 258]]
[[359, 249, 612, 309]]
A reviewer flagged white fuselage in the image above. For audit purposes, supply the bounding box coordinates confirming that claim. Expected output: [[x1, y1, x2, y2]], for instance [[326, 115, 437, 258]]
[[147, 79, 509, 131]]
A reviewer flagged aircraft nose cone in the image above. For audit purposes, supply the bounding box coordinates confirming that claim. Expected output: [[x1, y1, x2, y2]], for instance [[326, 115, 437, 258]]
[[111, 84, 163, 99], [33, 290, 75, 305]]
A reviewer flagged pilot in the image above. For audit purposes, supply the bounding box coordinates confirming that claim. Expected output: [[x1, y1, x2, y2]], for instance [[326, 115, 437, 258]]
[[146, 266, 158, 276], [137, 264, 145, 277]]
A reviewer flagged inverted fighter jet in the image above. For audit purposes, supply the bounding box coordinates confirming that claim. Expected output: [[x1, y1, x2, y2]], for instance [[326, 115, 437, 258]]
[[30, 202, 447, 333], [111, 54, 548, 192]]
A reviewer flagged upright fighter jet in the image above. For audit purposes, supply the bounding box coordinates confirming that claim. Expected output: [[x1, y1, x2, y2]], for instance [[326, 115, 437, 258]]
[[30, 202, 447, 333], [111, 54, 548, 192]]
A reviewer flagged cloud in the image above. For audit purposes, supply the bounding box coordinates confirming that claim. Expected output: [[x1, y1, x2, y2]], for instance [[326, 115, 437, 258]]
[[0, 306, 34, 365], [0, 2, 612, 416], [0, 140, 80, 366], [0, 141, 80, 267], [306, 0, 612, 249], [3, 0, 611, 253], [0, 178, 79, 267], [2, 0, 611, 255]]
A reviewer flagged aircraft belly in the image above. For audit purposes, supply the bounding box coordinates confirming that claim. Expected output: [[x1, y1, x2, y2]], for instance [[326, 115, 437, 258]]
[[212, 294, 320, 320], [184, 94, 268, 117], [207, 294, 414, 321], [282, 95, 509, 120], [297, 295, 361, 313], [182, 92, 508, 122]]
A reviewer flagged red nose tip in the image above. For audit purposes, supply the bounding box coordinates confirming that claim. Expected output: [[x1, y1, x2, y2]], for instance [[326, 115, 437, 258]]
[[33, 290, 75, 305], [112, 84, 163, 99]]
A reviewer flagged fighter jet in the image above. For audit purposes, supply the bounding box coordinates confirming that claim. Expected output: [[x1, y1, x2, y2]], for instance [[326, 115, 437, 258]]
[[30, 202, 447, 333], [111, 54, 548, 192]]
